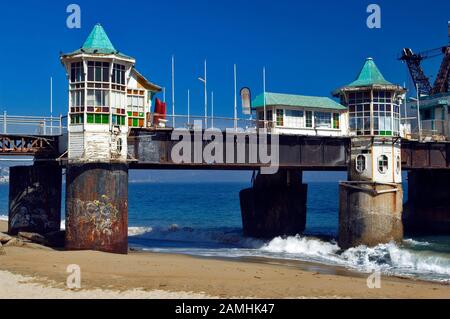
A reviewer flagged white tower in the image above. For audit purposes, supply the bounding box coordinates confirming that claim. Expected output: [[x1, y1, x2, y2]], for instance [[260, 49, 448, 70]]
[[61, 24, 134, 163], [334, 58, 406, 249]]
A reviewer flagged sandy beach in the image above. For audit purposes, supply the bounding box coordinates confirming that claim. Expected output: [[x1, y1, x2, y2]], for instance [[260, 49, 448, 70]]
[[1, 221, 449, 299]]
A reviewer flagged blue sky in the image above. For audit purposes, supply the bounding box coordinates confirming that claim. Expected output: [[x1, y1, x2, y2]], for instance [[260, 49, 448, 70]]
[[0, 0, 449, 118]]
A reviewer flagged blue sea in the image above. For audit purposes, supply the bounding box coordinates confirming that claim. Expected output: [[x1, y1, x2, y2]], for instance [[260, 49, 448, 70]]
[[1, 181, 450, 284]]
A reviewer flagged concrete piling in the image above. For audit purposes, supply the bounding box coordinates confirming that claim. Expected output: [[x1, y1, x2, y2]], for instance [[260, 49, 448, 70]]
[[65, 163, 129, 254], [338, 137, 404, 249], [338, 182, 403, 249], [240, 169, 307, 238], [8, 164, 62, 236]]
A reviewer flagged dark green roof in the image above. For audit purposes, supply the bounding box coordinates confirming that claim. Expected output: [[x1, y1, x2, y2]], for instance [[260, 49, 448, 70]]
[[252, 92, 346, 110], [62, 23, 133, 60], [347, 58, 393, 87]]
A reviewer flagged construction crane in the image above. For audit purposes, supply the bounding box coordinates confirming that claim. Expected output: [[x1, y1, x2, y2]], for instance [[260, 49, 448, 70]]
[[399, 22, 450, 96]]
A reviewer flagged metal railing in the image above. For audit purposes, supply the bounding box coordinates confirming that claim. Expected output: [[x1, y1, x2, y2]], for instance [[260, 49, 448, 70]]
[[149, 114, 266, 131], [402, 118, 449, 141], [0, 112, 68, 136]]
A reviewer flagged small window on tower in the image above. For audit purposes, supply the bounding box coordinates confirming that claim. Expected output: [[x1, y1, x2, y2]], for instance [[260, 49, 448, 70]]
[[378, 155, 389, 174], [356, 155, 367, 173], [117, 138, 123, 153]]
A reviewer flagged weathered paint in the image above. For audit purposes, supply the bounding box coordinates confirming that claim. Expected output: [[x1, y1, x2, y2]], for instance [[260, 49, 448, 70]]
[[404, 170, 450, 234], [339, 183, 403, 249], [65, 163, 128, 254], [8, 164, 62, 235], [68, 126, 128, 163], [240, 170, 307, 238]]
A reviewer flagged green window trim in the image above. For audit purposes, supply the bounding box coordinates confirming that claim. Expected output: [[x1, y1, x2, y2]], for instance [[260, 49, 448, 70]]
[[276, 109, 284, 126], [333, 113, 340, 129], [70, 114, 84, 125], [86, 113, 110, 125]]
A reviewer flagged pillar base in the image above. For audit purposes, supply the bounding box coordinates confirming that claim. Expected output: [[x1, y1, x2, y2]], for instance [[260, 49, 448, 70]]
[[404, 170, 450, 235], [65, 163, 128, 254], [8, 164, 62, 235], [240, 170, 307, 239], [339, 182, 403, 249]]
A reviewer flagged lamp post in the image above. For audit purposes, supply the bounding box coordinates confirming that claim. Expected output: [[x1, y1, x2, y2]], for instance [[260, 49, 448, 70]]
[[410, 84, 422, 141], [198, 60, 208, 128], [417, 84, 422, 141]]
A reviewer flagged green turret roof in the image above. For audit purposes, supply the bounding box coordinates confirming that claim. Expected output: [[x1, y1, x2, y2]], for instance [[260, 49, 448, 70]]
[[252, 92, 346, 110], [61, 23, 134, 60], [347, 58, 393, 87], [82, 23, 116, 53]]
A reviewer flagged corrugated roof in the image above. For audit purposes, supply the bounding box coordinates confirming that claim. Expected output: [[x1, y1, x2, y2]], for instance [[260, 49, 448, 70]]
[[347, 58, 393, 87], [252, 92, 346, 110]]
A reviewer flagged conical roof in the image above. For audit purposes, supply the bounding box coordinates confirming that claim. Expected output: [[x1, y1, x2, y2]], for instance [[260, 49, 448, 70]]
[[81, 23, 116, 53], [347, 57, 393, 87], [61, 23, 133, 60]]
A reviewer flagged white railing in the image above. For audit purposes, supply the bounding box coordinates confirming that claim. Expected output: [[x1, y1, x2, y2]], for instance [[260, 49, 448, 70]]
[[402, 118, 449, 141], [0, 112, 68, 136], [149, 114, 265, 131]]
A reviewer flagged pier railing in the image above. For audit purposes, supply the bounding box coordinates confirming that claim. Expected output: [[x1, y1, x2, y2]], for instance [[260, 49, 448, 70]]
[[402, 118, 449, 141], [0, 112, 68, 136], [150, 114, 269, 131]]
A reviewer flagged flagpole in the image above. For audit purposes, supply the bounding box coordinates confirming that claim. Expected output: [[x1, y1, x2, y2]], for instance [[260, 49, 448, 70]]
[[234, 64, 237, 130], [171, 55, 175, 128], [211, 91, 214, 129], [187, 89, 190, 126], [50, 77, 53, 135], [263, 67, 266, 129], [204, 60, 208, 128]]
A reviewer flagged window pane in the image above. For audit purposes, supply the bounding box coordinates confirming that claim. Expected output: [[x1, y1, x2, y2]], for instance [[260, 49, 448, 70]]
[[103, 67, 109, 83], [315, 112, 331, 128], [306, 111, 313, 128], [95, 67, 101, 81], [88, 67, 94, 81]]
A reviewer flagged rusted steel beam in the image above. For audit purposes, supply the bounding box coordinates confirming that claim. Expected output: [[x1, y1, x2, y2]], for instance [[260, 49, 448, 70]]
[[401, 141, 450, 170], [65, 163, 129, 254], [129, 129, 351, 170], [0, 134, 59, 157]]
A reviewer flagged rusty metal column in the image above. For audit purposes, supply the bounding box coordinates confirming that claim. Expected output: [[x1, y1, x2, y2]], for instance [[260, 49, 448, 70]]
[[9, 164, 62, 235], [65, 163, 128, 254], [240, 169, 307, 238]]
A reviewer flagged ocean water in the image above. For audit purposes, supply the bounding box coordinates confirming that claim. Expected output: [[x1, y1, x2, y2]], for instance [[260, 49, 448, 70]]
[[1, 182, 450, 284]]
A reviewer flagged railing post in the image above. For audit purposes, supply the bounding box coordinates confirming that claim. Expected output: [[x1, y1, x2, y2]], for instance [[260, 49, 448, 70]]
[[3, 111, 6, 134], [60, 114, 63, 135]]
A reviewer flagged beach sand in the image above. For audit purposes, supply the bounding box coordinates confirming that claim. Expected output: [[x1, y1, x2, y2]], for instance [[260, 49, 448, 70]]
[[1, 221, 449, 299]]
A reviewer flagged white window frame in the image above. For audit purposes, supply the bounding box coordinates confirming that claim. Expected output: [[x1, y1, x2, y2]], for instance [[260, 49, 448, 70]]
[[355, 154, 367, 173], [378, 155, 389, 174]]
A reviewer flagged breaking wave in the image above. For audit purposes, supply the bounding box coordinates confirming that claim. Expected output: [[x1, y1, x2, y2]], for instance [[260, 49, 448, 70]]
[[2, 211, 449, 283], [133, 226, 450, 283]]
